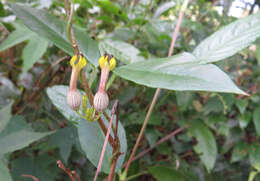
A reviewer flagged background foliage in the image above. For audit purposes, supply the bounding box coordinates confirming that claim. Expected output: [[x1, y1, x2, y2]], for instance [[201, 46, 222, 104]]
[[1, 0, 260, 180]]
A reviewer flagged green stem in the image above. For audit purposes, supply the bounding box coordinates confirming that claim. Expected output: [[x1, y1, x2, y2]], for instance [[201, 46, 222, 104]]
[[106, 73, 117, 91], [65, 0, 73, 43], [125, 171, 148, 181]]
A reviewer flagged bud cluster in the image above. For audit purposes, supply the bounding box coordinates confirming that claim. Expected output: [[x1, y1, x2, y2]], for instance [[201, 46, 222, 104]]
[[66, 53, 117, 116]]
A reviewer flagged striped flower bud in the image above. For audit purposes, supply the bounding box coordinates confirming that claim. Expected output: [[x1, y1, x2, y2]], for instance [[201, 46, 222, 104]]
[[93, 91, 109, 112], [67, 89, 81, 110], [93, 54, 116, 112], [67, 54, 87, 110]]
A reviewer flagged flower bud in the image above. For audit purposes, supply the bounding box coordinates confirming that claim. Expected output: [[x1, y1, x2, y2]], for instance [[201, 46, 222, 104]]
[[93, 54, 117, 112], [93, 91, 109, 112], [67, 54, 86, 111], [67, 90, 81, 110]]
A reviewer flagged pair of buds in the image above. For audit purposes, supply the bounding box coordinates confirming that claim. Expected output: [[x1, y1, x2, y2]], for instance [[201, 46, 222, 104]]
[[66, 53, 116, 113]]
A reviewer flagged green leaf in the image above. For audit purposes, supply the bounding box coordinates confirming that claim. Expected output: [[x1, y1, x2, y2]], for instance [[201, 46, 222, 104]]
[[176, 91, 194, 111], [0, 116, 53, 154], [0, 159, 12, 181], [206, 115, 229, 136], [142, 20, 175, 50], [123, 111, 161, 126], [238, 112, 251, 129], [231, 142, 249, 163], [99, 39, 145, 64], [253, 107, 260, 137], [253, 160, 260, 172], [203, 97, 224, 115], [11, 155, 58, 181], [46, 85, 127, 173], [249, 143, 260, 165], [188, 121, 217, 172], [10, 4, 100, 66], [249, 171, 258, 181], [22, 34, 49, 72], [114, 52, 246, 94], [0, 23, 32, 52], [256, 46, 260, 65], [10, 4, 72, 54], [97, 0, 128, 21], [235, 99, 248, 114], [154, 2, 176, 18], [47, 127, 77, 163], [74, 28, 100, 67], [149, 166, 186, 181], [0, 102, 12, 133], [193, 13, 260, 63]]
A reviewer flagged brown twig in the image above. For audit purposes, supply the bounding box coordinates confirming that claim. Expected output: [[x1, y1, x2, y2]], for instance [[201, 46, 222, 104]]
[[57, 160, 75, 181], [123, 127, 186, 168], [15, 56, 68, 114], [122, 0, 189, 178], [21, 174, 39, 181], [35, 56, 69, 88]]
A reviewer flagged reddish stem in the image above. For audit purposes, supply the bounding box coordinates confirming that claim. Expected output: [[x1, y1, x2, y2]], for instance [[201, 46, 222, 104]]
[[57, 160, 75, 181], [72, 171, 81, 181], [94, 101, 118, 181], [108, 101, 121, 181], [21, 175, 39, 181]]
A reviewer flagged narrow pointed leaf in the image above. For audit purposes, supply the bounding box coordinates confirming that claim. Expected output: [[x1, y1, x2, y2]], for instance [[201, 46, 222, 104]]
[[0, 23, 32, 52], [22, 35, 49, 72], [189, 122, 217, 172], [0, 102, 12, 133], [253, 107, 260, 137], [0, 116, 53, 154], [193, 13, 260, 63], [10, 4, 100, 66], [114, 52, 246, 94], [149, 166, 186, 181]]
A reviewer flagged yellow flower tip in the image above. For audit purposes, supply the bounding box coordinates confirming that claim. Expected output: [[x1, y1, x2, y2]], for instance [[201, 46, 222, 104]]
[[98, 54, 116, 70], [109, 57, 116, 70], [70, 54, 87, 70], [98, 55, 105, 69], [98, 55, 107, 69]]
